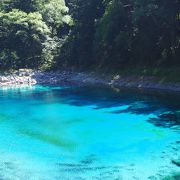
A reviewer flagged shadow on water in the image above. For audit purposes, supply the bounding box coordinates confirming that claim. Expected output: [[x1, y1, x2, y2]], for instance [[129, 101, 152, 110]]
[[0, 84, 180, 130], [49, 85, 180, 109], [47, 85, 180, 130], [148, 111, 180, 130]]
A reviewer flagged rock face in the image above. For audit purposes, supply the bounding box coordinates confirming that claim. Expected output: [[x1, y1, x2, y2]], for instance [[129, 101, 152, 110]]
[[0, 69, 37, 86]]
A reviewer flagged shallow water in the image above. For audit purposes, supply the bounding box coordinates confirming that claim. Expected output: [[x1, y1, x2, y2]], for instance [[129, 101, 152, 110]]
[[0, 85, 179, 180]]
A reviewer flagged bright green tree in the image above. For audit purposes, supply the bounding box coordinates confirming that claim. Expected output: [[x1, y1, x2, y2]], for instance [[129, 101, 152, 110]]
[[0, 0, 72, 70], [0, 9, 51, 69]]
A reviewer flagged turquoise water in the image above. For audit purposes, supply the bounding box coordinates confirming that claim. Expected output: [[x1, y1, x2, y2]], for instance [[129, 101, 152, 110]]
[[0, 85, 179, 180]]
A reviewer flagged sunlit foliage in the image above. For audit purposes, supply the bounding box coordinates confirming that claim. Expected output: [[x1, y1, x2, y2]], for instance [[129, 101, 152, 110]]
[[0, 0, 72, 70]]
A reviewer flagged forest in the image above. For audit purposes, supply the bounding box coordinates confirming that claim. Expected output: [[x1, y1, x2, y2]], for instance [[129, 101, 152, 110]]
[[0, 0, 180, 73]]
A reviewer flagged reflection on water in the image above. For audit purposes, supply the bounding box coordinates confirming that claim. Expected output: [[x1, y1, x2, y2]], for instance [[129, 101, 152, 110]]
[[0, 85, 179, 179]]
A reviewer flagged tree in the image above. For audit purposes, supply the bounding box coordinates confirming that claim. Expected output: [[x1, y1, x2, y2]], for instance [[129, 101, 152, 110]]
[[94, 0, 133, 67], [0, 0, 37, 12], [41, 0, 73, 34], [0, 0, 72, 70], [0, 9, 51, 69], [57, 0, 104, 68], [93, 0, 180, 68]]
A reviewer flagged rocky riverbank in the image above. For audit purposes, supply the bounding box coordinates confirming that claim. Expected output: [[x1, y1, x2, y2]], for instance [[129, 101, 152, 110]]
[[1, 69, 180, 92], [0, 69, 36, 86], [32, 70, 180, 92]]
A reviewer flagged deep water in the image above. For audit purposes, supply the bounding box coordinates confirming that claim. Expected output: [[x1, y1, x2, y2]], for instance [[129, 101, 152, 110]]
[[0, 85, 179, 180]]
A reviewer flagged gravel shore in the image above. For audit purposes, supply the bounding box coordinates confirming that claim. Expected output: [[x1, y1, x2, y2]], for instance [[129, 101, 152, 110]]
[[33, 70, 180, 92], [1, 69, 180, 92]]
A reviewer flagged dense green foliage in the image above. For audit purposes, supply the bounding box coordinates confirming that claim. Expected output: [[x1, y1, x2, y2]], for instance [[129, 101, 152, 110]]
[[59, 0, 180, 70], [0, 0, 180, 71], [0, 0, 72, 70], [57, 0, 104, 68]]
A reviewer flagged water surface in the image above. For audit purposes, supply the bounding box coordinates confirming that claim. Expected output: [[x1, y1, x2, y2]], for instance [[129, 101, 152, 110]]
[[0, 85, 179, 180]]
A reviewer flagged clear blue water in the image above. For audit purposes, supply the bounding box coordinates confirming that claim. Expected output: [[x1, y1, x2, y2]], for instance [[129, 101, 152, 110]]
[[0, 85, 179, 180]]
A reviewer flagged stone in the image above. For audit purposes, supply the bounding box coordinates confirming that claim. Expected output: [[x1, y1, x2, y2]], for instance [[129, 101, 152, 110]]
[[0, 76, 9, 83]]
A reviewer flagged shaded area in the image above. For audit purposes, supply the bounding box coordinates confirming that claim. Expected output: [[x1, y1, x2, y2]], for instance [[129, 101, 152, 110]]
[[1, 84, 180, 130], [47, 85, 180, 112], [148, 111, 180, 130], [162, 173, 180, 180]]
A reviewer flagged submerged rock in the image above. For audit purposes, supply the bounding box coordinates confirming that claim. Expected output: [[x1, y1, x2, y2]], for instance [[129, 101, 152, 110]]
[[172, 159, 180, 167], [162, 172, 180, 180]]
